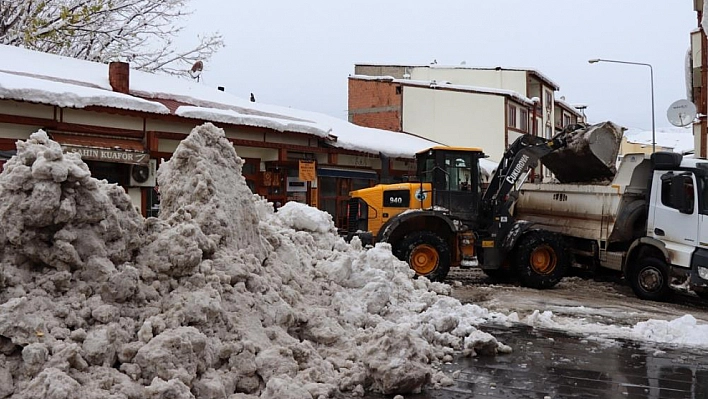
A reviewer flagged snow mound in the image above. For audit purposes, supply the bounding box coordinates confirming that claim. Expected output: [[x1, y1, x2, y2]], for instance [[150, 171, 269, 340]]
[[0, 123, 507, 398], [0, 130, 144, 273]]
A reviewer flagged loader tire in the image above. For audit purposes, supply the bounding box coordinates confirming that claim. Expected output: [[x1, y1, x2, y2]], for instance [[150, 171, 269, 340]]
[[628, 257, 671, 302], [396, 231, 450, 282], [515, 231, 568, 289]]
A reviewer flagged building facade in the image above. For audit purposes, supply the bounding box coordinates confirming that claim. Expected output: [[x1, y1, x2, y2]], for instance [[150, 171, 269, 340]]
[[348, 64, 584, 163], [692, 1, 707, 157], [0, 46, 432, 230]]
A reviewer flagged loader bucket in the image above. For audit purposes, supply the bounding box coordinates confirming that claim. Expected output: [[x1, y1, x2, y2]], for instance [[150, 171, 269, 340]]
[[542, 121, 623, 183]]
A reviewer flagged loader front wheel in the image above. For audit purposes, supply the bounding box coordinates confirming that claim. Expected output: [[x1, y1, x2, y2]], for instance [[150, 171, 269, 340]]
[[396, 231, 450, 282], [515, 231, 568, 289]]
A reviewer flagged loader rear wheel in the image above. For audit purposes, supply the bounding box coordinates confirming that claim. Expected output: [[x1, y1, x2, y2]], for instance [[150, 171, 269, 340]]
[[629, 257, 670, 302], [396, 231, 450, 282], [515, 231, 568, 289]]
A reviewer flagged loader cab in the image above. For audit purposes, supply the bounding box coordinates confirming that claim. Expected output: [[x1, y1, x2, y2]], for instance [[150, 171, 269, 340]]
[[416, 146, 486, 221]]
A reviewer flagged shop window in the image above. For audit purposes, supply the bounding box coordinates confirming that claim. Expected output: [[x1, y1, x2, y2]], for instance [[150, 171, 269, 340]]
[[85, 161, 130, 186], [319, 176, 376, 230], [241, 158, 259, 194]]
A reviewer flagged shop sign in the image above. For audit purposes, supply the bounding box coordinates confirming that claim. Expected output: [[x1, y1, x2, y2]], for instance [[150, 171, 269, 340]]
[[299, 160, 316, 181], [62, 145, 149, 165]]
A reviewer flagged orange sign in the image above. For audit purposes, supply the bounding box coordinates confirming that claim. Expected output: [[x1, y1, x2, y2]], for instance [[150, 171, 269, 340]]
[[299, 160, 316, 181], [310, 188, 318, 208]]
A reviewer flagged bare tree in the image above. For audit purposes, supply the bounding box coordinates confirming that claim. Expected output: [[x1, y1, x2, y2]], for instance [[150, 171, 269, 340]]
[[0, 0, 224, 76]]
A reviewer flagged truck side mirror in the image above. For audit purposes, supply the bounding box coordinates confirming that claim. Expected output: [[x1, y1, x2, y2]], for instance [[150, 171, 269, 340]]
[[670, 174, 694, 214]]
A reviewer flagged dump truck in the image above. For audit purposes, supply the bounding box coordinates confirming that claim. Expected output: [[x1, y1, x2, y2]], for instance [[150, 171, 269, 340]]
[[516, 150, 708, 301], [347, 122, 624, 289]]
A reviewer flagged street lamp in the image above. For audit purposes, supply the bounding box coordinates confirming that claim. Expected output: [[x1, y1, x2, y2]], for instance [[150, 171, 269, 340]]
[[588, 58, 656, 153]]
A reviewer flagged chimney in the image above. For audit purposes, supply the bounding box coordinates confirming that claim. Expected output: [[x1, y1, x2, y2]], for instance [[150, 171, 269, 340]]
[[109, 62, 130, 94]]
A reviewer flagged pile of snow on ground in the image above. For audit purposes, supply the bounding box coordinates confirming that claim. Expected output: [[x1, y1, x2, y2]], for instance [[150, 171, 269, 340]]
[[0, 124, 510, 399]]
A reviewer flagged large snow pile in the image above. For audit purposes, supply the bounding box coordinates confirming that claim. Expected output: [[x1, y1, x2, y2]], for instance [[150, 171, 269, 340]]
[[0, 124, 510, 399]]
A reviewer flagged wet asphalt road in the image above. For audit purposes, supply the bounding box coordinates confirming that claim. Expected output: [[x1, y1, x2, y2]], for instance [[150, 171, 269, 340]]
[[356, 270, 708, 399], [360, 324, 708, 399]]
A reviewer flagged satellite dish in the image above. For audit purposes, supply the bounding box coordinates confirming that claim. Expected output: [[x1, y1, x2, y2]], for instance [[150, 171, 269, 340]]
[[667, 99, 697, 127]]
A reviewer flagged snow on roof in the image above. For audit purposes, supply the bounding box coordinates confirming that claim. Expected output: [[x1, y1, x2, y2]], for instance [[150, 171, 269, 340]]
[[355, 63, 560, 90], [554, 97, 583, 117], [0, 45, 439, 159], [623, 126, 694, 154], [349, 75, 536, 106], [0, 71, 170, 114]]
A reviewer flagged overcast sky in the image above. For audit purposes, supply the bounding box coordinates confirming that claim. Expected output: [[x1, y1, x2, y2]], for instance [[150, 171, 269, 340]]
[[180, 0, 696, 132]]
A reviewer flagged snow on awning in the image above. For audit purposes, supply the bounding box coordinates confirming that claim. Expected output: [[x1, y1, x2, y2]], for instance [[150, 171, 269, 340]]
[[50, 132, 149, 165]]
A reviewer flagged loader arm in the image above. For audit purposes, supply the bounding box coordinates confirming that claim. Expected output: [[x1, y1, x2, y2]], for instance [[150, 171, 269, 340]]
[[482, 134, 567, 215]]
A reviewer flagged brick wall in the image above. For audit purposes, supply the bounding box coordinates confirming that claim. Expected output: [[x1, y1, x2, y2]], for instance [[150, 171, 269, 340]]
[[351, 111, 401, 132], [348, 79, 402, 132]]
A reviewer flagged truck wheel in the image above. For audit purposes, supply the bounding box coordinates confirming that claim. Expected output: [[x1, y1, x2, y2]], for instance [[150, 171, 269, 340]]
[[515, 231, 568, 289], [396, 231, 451, 282], [629, 257, 670, 301]]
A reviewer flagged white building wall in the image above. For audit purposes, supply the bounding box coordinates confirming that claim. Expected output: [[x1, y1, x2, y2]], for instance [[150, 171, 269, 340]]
[[402, 87, 507, 161], [409, 68, 528, 94]]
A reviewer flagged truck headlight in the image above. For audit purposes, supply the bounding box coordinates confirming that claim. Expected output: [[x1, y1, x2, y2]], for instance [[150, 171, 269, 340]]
[[698, 266, 708, 280]]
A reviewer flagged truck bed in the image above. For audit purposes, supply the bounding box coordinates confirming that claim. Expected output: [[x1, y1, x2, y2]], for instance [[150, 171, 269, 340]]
[[515, 153, 652, 243]]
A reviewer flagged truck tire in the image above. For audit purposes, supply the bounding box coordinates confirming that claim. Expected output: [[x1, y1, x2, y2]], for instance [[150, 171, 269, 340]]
[[396, 231, 451, 282], [515, 231, 568, 289], [628, 257, 671, 301]]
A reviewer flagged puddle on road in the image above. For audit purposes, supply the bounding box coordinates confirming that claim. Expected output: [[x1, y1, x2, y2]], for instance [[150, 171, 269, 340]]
[[355, 324, 708, 399]]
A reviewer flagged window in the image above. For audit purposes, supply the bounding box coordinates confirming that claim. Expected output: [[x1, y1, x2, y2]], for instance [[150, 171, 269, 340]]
[[395, 86, 402, 95], [563, 113, 572, 127], [661, 172, 694, 213], [699, 176, 708, 215], [545, 91, 553, 110], [508, 104, 517, 128], [520, 109, 529, 132], [444, 153, 475, 191]]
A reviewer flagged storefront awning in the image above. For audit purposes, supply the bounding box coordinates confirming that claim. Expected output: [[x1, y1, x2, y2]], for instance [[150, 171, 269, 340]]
[[317, 167, 377, 180], [51, 132, 148, 165]]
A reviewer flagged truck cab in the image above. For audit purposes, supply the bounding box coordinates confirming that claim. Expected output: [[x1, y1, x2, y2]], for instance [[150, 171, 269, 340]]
[[640, 152, 708, 299]]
